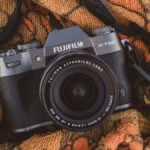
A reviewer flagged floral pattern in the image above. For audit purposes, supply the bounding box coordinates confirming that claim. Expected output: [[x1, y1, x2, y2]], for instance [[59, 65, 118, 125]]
[[0, 0, 150, 150]]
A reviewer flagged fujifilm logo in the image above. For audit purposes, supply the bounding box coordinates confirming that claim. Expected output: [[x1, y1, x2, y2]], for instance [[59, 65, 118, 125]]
[[98, 40, 117, 48], [53, 41, 84, 53]]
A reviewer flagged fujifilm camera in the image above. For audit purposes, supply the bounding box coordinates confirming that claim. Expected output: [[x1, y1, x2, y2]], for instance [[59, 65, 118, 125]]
[[0, 26, 133, 133]]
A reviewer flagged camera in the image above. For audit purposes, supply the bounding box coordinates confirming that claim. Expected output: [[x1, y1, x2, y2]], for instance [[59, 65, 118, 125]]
[[0, 26, 133, 133]]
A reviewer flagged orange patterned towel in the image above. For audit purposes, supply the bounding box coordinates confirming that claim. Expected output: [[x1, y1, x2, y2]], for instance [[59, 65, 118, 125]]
[[0, 0, 150, 150]]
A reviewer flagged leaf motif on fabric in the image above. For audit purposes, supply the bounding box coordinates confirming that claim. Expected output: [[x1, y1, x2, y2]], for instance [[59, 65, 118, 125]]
[[22, 16, 35, 33], [106, 0, 145, 16], [103, 119, 141, 150], [133, 39, 150, 62], [40, 15, 51, 32], [64, 137, 96, 150]]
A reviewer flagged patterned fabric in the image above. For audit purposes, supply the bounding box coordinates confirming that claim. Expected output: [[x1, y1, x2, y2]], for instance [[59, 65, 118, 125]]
[[0, 0, 150, 149]]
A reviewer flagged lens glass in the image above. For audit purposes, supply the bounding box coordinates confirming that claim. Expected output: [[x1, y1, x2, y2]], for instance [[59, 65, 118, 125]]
[[60, 74, 98, 111]]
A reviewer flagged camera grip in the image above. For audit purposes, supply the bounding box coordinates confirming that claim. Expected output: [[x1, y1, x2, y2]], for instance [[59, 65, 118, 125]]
[[100, 50, 133, 109], [0, 75, 26, 131]]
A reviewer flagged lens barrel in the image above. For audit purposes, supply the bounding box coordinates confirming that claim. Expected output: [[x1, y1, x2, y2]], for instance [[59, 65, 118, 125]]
[[40, 51, 119, 131]]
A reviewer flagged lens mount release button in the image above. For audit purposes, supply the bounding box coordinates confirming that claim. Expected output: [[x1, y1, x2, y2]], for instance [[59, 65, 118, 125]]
[[6, 61, 21, 68]]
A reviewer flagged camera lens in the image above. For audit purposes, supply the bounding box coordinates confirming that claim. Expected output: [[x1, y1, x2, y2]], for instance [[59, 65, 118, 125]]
[[60, 74, 98, 111], [40, 51, 118, 131]]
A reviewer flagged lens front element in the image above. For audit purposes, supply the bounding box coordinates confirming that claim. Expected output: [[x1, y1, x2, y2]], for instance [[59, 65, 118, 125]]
[[60, 74, 99, 112]]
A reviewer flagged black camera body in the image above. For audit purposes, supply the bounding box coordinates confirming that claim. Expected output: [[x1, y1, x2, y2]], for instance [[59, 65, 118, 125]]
[[0, 26, 133, 133]]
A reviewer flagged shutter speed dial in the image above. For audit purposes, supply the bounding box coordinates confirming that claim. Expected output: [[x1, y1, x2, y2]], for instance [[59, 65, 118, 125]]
[[6, 49, 17, 56], [0, 52, 6, 57], [0, 49, 17, 57], [18, 42, 41, 51], [0, 42, 42, 57]]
